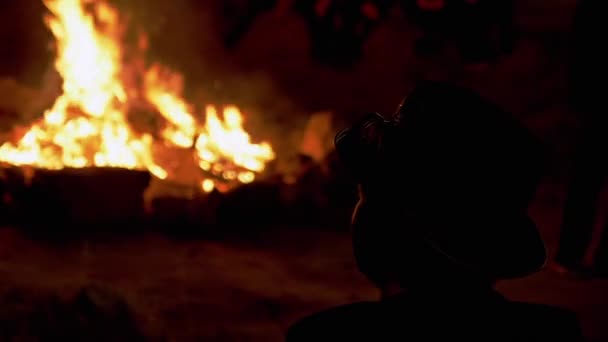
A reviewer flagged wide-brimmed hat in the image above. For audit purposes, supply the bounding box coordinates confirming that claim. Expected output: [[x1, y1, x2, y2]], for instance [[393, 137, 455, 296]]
[[335, 81, 548, 279]]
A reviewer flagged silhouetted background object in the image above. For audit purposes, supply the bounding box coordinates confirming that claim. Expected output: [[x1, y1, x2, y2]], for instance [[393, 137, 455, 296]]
[[554, 0, 608, 277], [288, 82, 583, 341]]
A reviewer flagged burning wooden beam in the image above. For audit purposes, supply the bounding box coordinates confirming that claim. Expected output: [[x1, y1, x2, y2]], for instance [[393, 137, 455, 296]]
[[4, 167, 150, 230]]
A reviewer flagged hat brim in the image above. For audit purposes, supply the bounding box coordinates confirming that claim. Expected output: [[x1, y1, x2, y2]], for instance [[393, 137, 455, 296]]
[[426, 213, 547, 279]]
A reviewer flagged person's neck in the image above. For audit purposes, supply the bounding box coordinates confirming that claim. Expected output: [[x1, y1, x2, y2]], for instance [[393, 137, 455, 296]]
[[379, 282, 403, 299], [379, 278, 495, 300]]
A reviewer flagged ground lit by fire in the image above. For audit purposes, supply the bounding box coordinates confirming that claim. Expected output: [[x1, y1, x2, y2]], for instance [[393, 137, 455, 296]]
[[0, 0, 275, 193]]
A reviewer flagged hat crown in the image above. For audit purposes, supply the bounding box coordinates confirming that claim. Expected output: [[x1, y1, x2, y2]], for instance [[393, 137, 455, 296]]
[[337, 81, 546, 211]]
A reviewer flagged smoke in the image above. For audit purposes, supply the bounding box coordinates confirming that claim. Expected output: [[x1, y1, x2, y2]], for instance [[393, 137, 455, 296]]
[[0, 0, 58, 139], [0, 72, 60, 139], [114, 0, 311, 160]]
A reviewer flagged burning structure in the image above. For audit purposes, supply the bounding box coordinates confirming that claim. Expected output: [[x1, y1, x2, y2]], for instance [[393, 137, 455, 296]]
[[0, 0, 275, 195]]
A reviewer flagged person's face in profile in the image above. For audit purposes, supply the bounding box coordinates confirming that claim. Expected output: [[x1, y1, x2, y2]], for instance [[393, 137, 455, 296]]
[[349, 184, 393, 286], [351, 185, 365, 227], [350, 184, 379, 245]]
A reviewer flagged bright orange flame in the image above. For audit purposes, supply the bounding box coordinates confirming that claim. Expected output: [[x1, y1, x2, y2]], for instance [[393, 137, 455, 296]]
[[144, 65, 197, 148], [0, 0, 274, 191], [197, 106, 275, 173]]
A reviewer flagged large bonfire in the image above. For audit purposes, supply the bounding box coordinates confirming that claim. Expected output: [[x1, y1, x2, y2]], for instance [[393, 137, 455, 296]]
[[0, 0, 275, 193]]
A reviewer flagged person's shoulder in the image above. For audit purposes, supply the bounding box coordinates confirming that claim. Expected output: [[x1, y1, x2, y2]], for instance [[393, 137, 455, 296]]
[[286, 301, 379, 342], [510, 301, 578, 322], [508, 301, 583, 341]]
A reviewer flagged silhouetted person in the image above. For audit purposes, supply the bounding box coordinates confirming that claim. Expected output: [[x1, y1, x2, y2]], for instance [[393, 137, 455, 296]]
[[222, 0, 278, 49], [402, 0, 515, 67], [401, 0, 450, 56], [553, 0, 608, 277], [287, 82, 583, 341], [294, 0, 392, 68], [454, 0, 515, 65]]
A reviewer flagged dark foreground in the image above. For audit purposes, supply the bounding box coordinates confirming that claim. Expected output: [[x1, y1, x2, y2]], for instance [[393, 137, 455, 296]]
[[0, 223, 607, 341]]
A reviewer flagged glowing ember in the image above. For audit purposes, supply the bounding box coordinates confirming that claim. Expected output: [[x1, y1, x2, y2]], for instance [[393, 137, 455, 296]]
[[201, 179, 215, 193], [0, 0, 274, 191]]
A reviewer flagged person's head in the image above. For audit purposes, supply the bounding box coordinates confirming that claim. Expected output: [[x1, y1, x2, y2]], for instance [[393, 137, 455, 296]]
[[335, 81, 548, 290]]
